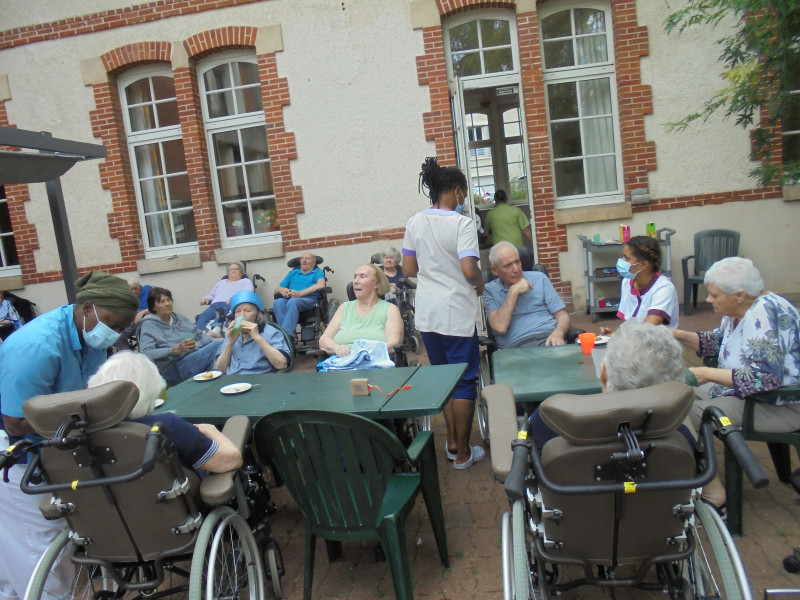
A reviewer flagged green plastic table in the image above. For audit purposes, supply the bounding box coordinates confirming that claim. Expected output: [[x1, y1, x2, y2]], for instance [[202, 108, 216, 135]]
[[491, 344, 603, 405], [155, 363, 467, 425]]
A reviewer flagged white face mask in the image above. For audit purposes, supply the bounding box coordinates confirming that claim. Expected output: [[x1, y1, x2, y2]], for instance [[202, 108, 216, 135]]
[[83, 305, 121, 349]]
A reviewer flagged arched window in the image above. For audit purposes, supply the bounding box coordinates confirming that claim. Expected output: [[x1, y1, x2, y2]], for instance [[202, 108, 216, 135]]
[[199, 51, 278, 246], [540, 2, 623, 208], [119, 65, 197, 256], [445, 13, 518, 80]]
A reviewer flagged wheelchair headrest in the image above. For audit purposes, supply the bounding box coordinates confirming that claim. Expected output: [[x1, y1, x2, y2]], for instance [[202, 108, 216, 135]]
[[23, 381, 140, 438], [371, 252, 382, 265], [287, 255, 323, 269], [540, 381, 693, 445]]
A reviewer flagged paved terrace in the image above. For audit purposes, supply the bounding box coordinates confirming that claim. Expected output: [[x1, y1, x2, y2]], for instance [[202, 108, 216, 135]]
[[267, 304, 800, 598]]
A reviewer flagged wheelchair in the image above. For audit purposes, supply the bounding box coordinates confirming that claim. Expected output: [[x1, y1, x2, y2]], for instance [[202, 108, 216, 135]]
[[271, 255, 334, 355], [369, 252, 421, 354], [496, 381, 768, 599], [1, 381, 284, 600]]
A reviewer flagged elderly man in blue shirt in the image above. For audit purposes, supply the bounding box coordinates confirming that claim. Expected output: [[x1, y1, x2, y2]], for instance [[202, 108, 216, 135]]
[[482, 242, 571, 348], [272, 252, 326, 336], [0, 271, 139, 600]]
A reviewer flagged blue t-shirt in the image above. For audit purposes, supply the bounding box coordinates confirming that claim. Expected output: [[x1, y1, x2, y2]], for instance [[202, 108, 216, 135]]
[[482, 271, 566, 348], [218, 324, 291, 375], [138, 284, 152, 311], [134, 413, 216, 471], [0, 305, 107, 442], [279, 267, 324, 300]]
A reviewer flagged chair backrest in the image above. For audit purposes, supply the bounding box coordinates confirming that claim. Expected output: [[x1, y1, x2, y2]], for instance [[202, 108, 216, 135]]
[[286, 254, 323, 269], [537, 381, 695, 565], [253, 410, 409, 541], [23, 382, 201, 562], [692, 229, 740, 275]]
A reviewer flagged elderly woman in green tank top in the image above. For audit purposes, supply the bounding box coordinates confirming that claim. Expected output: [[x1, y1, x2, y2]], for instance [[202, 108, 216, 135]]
[[320, 264, 404, 357]]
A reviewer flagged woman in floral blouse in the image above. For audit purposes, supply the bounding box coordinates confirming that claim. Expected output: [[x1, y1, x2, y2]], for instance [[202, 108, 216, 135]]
[[672, 256, 800, 509]]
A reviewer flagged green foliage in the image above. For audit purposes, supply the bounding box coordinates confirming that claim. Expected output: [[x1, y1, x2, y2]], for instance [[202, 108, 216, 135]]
[[664, 0, 800, 186]]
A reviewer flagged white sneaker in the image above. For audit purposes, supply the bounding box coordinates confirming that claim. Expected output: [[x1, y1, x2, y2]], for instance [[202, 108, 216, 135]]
[[210, 326, 222, 337], [453, 446, 486, 470]]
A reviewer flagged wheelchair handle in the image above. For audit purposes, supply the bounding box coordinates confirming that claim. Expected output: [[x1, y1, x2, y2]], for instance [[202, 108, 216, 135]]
[[702, 405, 769, 489], [504, 438, 531, 502]]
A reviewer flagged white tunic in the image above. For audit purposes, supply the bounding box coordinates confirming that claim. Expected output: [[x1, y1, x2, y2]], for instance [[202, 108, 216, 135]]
[[402, 208, 480, 337], [617, 273, 680, 329]]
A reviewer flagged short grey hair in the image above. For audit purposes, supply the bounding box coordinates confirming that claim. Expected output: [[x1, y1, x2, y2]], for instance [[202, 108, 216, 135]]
[[704, 256, 763, 297], [489, 241, 518, 268], [87, 352, 164, 419], [381, 247, 401, 263], [227, 261, 245, 273], [604, 322, 685, 392]]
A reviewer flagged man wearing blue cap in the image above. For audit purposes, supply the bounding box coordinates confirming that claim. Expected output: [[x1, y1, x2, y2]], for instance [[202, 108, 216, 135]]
[[215, 291, 291, 375]]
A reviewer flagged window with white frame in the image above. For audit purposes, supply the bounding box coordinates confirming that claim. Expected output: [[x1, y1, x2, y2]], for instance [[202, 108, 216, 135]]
[[200, 51, 278, 246], [783, 54, 800, 166], [119, 66, 197, 257], [446, 14, 517, 80], [0, 186, 20, 274], [540, 3, 623, 208]]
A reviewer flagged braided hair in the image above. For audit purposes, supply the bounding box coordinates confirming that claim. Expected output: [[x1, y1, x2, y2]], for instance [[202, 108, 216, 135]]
[[626, 235, 661, 272], [418, 157, 467, 205]]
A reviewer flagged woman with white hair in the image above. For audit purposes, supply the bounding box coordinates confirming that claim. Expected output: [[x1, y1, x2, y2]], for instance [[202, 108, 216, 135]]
[[88, 352, 242, 474], [673, 257, 800, 431], [672, 257, 800, 512], [196, 261, 254, 334], [380, 247, 405, 295]]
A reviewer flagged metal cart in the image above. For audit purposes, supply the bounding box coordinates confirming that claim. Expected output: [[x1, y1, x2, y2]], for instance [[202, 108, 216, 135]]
[[578, 227, 676, 323]]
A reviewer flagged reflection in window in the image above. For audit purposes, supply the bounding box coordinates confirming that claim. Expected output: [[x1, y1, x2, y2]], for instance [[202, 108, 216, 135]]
[[120, 67, 198, 254], [503, 108, 528, 201], [449, 18, 514, 78], [201, 52, 278, 242], [465, 113, 495, 199], [541, 4, 620, 206], [782, 55, 800, 165], [0, 187, 19, 269]]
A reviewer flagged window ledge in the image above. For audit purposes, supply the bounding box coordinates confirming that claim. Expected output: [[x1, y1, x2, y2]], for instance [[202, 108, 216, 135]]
[[137, 253, 202, 275], [554, 202, 631, 226], [214, 242, 284, 264], [0, 273, 24, 291], [783, 184, 800, 202]]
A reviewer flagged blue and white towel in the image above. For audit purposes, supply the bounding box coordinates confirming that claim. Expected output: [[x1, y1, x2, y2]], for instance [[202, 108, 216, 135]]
[[316, 338, 395, 372]]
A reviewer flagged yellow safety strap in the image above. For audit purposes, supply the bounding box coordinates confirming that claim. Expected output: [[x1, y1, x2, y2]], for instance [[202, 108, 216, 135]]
[[623, 482, 636, 494], [720, 416, 732, 427], [517, 431, 528, 440]]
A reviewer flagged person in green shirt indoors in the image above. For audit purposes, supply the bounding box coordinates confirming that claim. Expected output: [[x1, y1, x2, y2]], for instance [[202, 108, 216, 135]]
[[319, 264, 403, 358], [484, 189, 532, 249]]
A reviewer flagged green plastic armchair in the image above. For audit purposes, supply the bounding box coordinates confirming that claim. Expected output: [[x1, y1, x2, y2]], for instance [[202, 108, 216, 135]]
[[253, 410, 448, 600], [681, 229, 740, 316]]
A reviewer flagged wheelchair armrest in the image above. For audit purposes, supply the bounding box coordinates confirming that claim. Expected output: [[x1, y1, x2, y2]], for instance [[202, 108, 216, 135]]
[[398, 277, 417, 290], [681, 255, 694, 278], [199, 415, 251, 506], [565, 326, 584, 344]]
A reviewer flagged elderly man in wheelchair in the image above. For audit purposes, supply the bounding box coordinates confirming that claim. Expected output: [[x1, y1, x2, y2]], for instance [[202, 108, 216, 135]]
[[0, 352, 283, 600], [489, 322, 767, 599]]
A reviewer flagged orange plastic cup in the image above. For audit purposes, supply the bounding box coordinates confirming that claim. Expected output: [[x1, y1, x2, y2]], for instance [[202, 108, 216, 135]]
[[578, 332, 596, 355]]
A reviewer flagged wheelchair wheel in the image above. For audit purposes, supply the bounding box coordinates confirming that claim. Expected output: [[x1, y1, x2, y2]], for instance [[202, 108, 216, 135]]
[[265, 543, 283, 599], [189, 507, 264, 600], [408, 333, 421, 354], [685, 499, 751, 600], [477, 348, 491, 443], [501, 501, 533, 600], [25, 529, 114, 600]]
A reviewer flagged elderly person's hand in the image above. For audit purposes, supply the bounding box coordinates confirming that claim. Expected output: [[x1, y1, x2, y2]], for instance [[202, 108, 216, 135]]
[[200, 297, 211, 305], [241, 320, 260, 339], [545, 332, 566, 346], [333, 344, 350, 357], [510, 278, 533, 296], [173, 338, 196, 354]]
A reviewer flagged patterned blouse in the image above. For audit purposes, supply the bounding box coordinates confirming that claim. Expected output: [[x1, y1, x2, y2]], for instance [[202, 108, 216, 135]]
[[697, 292, 800, 403]]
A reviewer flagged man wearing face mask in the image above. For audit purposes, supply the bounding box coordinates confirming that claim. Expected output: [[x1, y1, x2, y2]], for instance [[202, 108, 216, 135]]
[[0, 270, 138, 600]]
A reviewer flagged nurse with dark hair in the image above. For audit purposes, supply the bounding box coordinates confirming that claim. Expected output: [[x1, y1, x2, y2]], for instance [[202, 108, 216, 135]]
[[401, 157, 486, 469]]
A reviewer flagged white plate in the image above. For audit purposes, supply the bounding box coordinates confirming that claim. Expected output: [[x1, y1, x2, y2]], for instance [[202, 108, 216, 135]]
[[154, 398, 165, 408], [193, 370, 222, 382], [594, 335, 610, 346], [220, 383, 252, 395]]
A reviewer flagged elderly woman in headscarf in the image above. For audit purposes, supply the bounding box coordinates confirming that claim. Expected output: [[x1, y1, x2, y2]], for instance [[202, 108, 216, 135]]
[[0, 271, 139, 600]]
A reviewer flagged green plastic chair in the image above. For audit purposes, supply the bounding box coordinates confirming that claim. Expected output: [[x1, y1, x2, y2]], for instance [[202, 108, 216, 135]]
[[724, 385, 800, 536], [681, 229, 740, 316], [253, 410, 448, 600]]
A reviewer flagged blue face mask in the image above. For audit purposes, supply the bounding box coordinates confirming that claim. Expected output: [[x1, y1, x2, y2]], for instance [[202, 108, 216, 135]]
[[454, 202, 465, 215], [615, 257, 644, 280], [83, 305, 121, 349]]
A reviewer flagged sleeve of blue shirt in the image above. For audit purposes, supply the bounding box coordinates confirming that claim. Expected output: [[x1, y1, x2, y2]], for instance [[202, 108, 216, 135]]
[[537, 273, 566, 313], [134, 413, 218, 471]]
